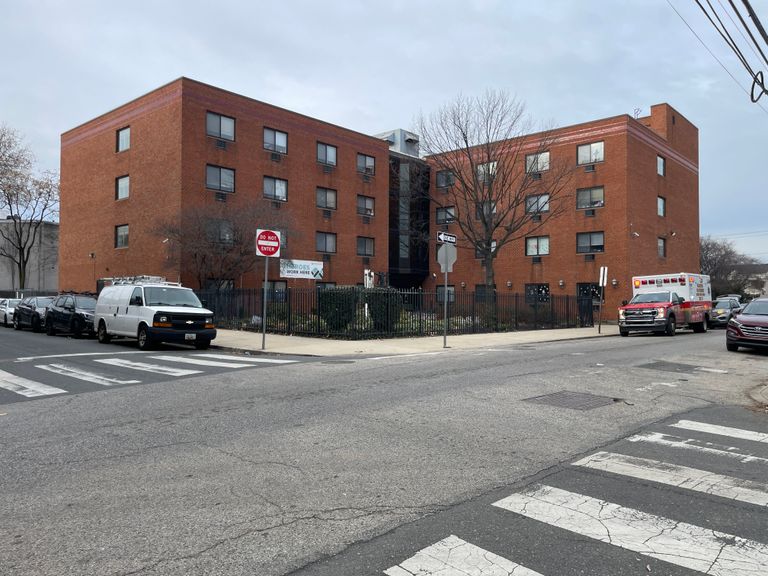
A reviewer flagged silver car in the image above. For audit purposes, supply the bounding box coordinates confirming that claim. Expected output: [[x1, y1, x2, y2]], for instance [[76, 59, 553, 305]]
[[1, 298, 21, 327], [710, 298, 741, 327]]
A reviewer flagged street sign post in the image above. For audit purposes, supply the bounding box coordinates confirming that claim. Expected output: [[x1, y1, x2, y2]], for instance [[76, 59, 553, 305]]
[[256, 229, 281, 350], [598, 265, 608, 334], [436, 243, 458, 348], [437, 231, 457, 244]]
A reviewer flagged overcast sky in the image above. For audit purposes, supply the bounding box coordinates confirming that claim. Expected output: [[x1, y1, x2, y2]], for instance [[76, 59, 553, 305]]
[[2, 0, 766, 262]]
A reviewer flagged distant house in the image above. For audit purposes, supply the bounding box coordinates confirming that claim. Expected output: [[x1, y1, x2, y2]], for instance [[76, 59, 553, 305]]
[[734, 263, 768, 298], [0, 218, 59, 292]]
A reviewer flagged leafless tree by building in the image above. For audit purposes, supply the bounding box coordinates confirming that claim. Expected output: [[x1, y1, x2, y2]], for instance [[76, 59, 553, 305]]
[[0, 124, 59, 289], [418, 90, 575, 291], [700, 235, 760, 296]]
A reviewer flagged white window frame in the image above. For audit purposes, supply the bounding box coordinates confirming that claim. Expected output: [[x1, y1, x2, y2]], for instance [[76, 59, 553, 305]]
[[525, 236, 550, 256]]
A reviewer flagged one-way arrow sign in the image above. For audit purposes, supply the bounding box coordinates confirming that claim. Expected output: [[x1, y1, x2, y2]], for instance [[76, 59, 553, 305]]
[[437, 231, 457, 244]]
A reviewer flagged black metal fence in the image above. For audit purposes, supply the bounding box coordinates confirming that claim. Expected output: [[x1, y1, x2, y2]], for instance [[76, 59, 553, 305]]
[[197, 287, 593, 340]]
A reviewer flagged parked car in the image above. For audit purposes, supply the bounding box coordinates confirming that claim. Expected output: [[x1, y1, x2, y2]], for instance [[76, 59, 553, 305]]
[[13, 296, 55, 332], [1, 298, 21, 327], [709, 298, 741, 327], [94, 280, 216, 350], [715, 293, 742, 303], [46, 293, 97, 338], [726, 297, 768, 352]]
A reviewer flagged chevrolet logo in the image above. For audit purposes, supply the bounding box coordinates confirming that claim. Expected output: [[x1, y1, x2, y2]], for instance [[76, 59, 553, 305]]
[[185, 320, 194, 324]]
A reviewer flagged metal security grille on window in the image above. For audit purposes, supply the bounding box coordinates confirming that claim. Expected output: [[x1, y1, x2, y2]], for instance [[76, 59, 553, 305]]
[[264, 177, 287, 201], [206, 112, 235, 141], [264, 128, 287, 154], [525, 283, 550, 303]]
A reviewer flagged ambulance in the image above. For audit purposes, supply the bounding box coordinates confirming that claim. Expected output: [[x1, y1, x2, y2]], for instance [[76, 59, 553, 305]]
[[618, 273, 712, 337]]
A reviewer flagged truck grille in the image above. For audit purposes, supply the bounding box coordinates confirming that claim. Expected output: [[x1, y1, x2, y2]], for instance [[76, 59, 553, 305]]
[[168, 314, 208, 330]]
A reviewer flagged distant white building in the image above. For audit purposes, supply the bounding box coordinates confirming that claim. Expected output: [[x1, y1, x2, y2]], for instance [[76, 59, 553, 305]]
[[0, 219, 59, 292]]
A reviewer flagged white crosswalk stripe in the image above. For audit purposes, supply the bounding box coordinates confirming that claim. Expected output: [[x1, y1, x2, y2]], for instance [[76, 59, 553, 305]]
[[493, 484, 768, 575], [36, 364, 141, 386], [384, 534, 545, 576], [0, 368, 67, 397], [194, 353, 297, 364], [573, 450, 768, 507], [149, 355, 254, 368], [671, 419, 768, 444], [628, 431, 768, 464], [93, 358, 202, 376]]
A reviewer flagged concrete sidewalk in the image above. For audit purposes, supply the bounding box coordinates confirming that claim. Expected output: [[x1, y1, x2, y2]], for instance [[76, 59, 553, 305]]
[[212, 324, 620, 357]]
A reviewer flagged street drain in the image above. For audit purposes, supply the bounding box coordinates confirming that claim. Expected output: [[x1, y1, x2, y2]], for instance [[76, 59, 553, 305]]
[[523, 390, 620, 411], [638, 361, 699, 374]]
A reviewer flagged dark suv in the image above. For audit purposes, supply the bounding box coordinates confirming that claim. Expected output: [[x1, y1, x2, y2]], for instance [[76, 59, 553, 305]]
[[13, 296, 55, 332], [46, 293, 97, 338], [726, 297, 768, 352]]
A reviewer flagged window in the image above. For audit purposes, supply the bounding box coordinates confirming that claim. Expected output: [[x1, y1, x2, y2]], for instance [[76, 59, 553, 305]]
[[576, 186, 605, 209], [525, 151, 550, 173], [357, 236, 375, 256], [657, 196, 666, 217], [525, 236, 550, 256], [316, 282, 337, 291], [263, 128, 287, 153], [115, 224, 129, 248], [657, 155, 665, 176], [357, 195, 375, 216], [436, 170, 455, 188], [264, 177, 288, 201], [475, 201, 497, 220], [475, 239, 497, 258], [658, 237, 667, 258], [317, 142, 337, 166], [115, 175, 129, 200], [357, 153, 375, 174], [476, 161, 497, 183], [316, 232, 337, 253], [577, 141, 604, 164], [265, 280, 288, 302], [525, 193, 550, 213], [316, 187, 337, 209], [436, 285, 455, 303], [577, 231, 605, 253], [206, 112, 235, 141], [525, 283, 550, 304], [436, 206, 456, 224], [206, 219, 234, 245], [206, 165, 235, 193], [116, 127, 130, 152]]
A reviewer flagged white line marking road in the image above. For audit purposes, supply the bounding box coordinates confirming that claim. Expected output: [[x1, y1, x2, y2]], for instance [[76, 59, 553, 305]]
[[367, 352, 445, 361], [494, 485, 768, 575], [627, 431, 768, 464], [36, 364, 141, 386], [93, 358, 202, 376], [16, 351, 147, 362], [671, 420, 768, 444], [194, 354, 297, 364], [574, 451, 768, 507], [696, 367, 729, 374], [0, 369, 67, 397], [635, 382, 677, 392], [149, 355, 252, 369], [384, 534, 545, 576]]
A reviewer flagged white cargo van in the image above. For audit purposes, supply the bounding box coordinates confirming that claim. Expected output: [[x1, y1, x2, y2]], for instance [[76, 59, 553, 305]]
[[94, 278, 216, 350]]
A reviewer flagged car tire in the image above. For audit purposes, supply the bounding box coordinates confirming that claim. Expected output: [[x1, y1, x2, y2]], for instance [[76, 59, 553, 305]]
[[2, 314, 7, 327], [71, 318, 83, 338], [692, 320, 707, 333], [194, 340, 211, 350], [31, 316, 41, 333], [726, 342, 739, 352], [97, 321, 111, 344], [13, 316, 21, 330], [137, 325, 153, 351], [665, 315, 676, 336], [47, 321, 56, 336], [620, 330, 629, 337]]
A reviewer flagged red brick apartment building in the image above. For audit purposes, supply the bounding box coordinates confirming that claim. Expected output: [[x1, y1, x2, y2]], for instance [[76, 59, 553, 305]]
[[423, 104, 700, 313], [60, 79, 699, 315], [60, 78, 389, 292]]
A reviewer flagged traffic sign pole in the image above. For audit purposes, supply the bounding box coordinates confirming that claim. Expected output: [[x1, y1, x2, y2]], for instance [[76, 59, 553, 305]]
[[443, 269, 449, 348], [262, 256, 268, 350]]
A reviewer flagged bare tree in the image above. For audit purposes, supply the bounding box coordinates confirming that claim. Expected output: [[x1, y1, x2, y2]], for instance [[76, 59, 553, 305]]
[[0, 124, 59, 289], [156, 202, 295, 290], [418, 90, 575, 290], [700, 235, 759, 296]]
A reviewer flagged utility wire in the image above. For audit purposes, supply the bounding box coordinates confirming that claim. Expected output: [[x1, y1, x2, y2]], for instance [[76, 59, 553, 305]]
[[666, 0, 768, 114], [718, 0, 764, 63]]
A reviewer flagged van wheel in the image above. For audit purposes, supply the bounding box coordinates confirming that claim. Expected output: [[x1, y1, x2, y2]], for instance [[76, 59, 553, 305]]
[[620, 330, 629, 337], [194, 340, 211, 350], [137, 325, 153, 351], [665, 316, 676, 336], [97, 322, 111, 344]]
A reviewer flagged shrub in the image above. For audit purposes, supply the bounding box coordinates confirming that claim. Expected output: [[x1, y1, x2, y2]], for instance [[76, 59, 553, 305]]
[[364, 287, 404, 332], [318, 287, 358, 332]]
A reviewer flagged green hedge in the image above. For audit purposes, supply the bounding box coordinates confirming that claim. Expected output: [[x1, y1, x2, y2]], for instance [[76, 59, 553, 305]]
[[318, 287, 358, 331], [364, 287, 404, 332]]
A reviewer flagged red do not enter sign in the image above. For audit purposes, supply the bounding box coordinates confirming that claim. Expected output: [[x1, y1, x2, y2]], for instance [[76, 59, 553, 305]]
[[255, 229, 281, 257]]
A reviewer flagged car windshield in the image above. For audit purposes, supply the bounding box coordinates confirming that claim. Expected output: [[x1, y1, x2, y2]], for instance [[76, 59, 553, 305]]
[[74, 296, 97, 310], [742, 301, 768, 315], [144, 287, 202, 307], [7, 299, 20, 307], [713, 300, 735, 308], [630, 292, 670, 304], [37, 297, 54, 306]]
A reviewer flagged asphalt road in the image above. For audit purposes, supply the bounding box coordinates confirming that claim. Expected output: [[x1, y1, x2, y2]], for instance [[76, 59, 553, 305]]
[[0, 326, 766, 575]]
